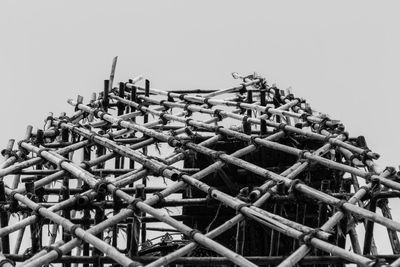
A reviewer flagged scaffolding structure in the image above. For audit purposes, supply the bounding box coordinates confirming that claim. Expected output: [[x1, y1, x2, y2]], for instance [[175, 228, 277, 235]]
[[1, 61, 400, 266]]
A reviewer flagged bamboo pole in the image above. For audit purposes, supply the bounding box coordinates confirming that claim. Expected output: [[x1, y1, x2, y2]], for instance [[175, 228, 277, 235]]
[[109, 56, 118, 91], [4, 186, 143, 267], [64, 84, 396, 267], [1, 139, 15, 162], [0, 136, 90, 182], [0, 253, 14, 267], [176, 168, 373, 266], [276, 168, 395, 267], [146, 157, 318, 266], [133, 85, 378, 160], [68, 91, 376, 266], [389, 254, 400, 266], [379, 198, 400, 254], [25, 126, 251, 266], [9, 254, 400, 265], [187, 142, 400, 233], [23, 162, 256, 267], [71, 98, 400, 234], [0, 137, 154, 238], [22, 125, 223, 265], [0, 132, 28, 170], [110, 94, 382, 187], [65, 105, 366, 267], [0, 181, 10, 254], [2, 73, 398, 267], [0, 126, 33, 172]]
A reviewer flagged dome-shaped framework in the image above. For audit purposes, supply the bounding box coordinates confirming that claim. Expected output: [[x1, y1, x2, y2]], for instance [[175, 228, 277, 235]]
[[0, 60, 400, 267]]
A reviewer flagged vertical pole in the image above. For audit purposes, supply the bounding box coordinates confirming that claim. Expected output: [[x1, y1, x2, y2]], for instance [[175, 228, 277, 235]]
[[363, 198, 377, 255], [0, 139, 15, 253], [269, 182, 284, 256], [126, 80, 136, 253], [268, 203, 280, 256], [235, 221, 245, 255], [260, 89, 267, 135], [337, 179, 351, 250], [117, 82, 125, 116], [26, 180, 40, 254], [318, 180, 330, 241], [0, 181, 9, 254], [62, 175, 71, 267], [111, 188, 120, 250], [115, 82, 125, 170], [140, 184, 146, 248], [246, 91, 252, 117], [273, 88, 281, 123], [93, 205, 104, 267], [140, 80, 150, 244], [363, 179, 380, 255], [292, 203, 300, 251], [93, 155, 106, 267], [129, 184, 144, 257], [112, 190, 123, 248], [103, 80, 109, 112], [242, 91, 252, 135], [144, 79, 150, 121], [11, 126, 32, 254], [113, 75, 124, 251], [82, 144, 91, 267], [36, 129, 44, 143], [33, 130, 44, 254], [61, 125, 71, 267], [82, 208, 90, 267], [379, 199, 400, 253], [259, 88, 267, 168], [348, 227, 362, 254], [280, 90, 291, 125], [95, 145, 105, 169]]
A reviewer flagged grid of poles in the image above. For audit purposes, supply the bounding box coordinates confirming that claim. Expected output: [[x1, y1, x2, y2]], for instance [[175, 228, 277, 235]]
[[0, 64, 400, 266]]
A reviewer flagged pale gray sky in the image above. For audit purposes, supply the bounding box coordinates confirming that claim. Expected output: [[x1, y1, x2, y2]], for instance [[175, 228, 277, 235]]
[[1, 1, 399, 168], [1, 0, 400, 255]]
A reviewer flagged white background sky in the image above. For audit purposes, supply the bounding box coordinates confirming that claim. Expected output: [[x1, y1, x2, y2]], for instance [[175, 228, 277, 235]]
[[1, 1, 399, 168], [1, 0, 400, 255]]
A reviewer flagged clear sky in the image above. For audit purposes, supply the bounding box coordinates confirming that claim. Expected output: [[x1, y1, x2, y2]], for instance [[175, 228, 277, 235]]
[[1, 0, 400, 254]]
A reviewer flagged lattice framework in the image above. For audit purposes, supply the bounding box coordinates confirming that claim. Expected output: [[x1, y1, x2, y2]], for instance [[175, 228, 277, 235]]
[[0, 61, 400, 267]]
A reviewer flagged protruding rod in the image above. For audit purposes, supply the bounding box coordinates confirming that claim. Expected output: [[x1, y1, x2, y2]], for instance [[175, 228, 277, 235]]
[[25, 125, 33, 140], [247, 90, 252, 117], [109, 56, 118, 91], [2, 139, 15, 160], [117, 82, 125, 116], [103, 80, 110, 112], [260, 89, 267, 135], [44, 112, 54, 130], [36, 129, 44, 145]]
